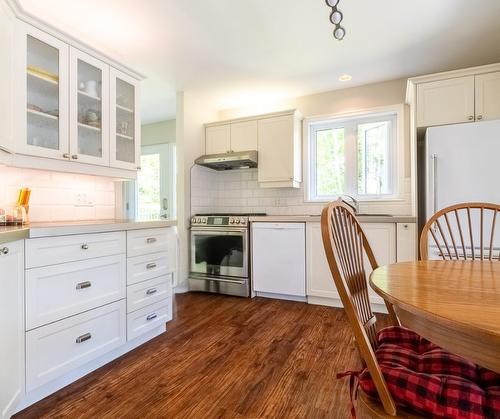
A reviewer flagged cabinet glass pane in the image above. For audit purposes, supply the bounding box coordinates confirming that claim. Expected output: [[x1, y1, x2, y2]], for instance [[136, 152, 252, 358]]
[[77, 60, 102, 157], [115, 78, 135, 163], [26, 35, 59, 150]]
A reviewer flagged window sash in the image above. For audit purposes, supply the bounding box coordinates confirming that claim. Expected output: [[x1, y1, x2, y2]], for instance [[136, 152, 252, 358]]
[[308, 112, 397, 201]]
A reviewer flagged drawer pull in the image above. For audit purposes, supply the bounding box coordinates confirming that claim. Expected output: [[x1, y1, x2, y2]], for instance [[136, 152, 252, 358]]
[[146, 313, 157, 321], [0, 247, 9, 255], [146, 288, 158, 295], [76, 281, 92, 290], [81, 243, 89, 250], [146, 237, 157, 244], [146, 262, 157, 270], [76, 332, 92, 343]]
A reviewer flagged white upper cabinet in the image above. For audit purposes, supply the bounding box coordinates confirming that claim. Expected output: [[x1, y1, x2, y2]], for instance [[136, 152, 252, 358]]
[[0, 240, 25, 419], [70, 47, 110, 166], [258, 112, 301, 188], [205, 124, 231, 154], [0, 2, 14, 153], [110, 68, 140, 170], [416, 76, 475, 127], [15, 22, 69, 160], [475, 71, 500, 122], [230, 120, 258, 152]]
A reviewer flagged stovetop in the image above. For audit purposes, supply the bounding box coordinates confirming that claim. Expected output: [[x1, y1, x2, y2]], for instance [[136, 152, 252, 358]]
[[191, 213, 266, 227]]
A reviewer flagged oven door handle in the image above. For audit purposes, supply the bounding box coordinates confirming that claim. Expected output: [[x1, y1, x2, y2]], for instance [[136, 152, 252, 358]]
[[190, 228, 247, 233], [190, 276, 246, 285]]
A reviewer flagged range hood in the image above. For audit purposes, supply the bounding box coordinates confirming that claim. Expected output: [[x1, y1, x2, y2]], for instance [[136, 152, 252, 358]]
[[195, 150, 258, 171]]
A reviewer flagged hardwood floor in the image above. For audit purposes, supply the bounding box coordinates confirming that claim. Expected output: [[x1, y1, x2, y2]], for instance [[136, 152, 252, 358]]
[[15, 293, 385, 419]]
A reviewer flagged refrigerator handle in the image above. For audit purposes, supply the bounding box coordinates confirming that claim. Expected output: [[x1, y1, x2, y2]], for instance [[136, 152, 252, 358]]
[[432, 154, 438, 215]]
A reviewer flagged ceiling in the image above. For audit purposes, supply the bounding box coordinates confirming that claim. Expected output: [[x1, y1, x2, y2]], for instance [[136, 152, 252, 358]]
[[18, 0, 500, 124]]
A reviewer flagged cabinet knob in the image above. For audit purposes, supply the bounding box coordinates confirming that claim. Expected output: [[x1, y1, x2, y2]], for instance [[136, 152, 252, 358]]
[[0, 247, 9, 255], [468, 115, 474, 121], [63, 153, 70, 159], [71, 154, 78, 160], [81, 243, 89, 250], [477, 115, 483, 121]]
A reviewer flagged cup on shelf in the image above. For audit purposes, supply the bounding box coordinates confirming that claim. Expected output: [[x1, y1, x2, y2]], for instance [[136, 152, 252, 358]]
[[84, 80, 98, 97], [118, 121, 129, 135]]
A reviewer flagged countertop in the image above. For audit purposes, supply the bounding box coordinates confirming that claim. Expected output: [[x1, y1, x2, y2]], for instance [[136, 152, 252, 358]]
[[0, 219, 177, 243], [248, 215, 417, 224]]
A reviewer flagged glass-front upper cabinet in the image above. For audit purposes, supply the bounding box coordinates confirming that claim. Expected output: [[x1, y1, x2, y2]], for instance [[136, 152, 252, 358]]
[[110, 68, 140, 170], [16, 23, 69, 160], [69, 48, 109, 166]]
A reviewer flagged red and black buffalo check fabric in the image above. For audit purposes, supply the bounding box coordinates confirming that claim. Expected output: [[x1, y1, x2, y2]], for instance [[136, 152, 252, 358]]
[[351, 326, 500, 418]]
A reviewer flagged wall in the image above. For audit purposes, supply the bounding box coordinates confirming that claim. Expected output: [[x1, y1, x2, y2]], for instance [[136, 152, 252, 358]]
[[0, 166, 116, 222], [141, 119, 176, 146]]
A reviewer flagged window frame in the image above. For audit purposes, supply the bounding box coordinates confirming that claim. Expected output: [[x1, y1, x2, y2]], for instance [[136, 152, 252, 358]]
[[304, 105, 405, 203]]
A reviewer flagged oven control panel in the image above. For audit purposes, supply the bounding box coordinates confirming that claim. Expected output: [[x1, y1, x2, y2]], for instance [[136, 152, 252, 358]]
[[191, 216, 248, 226]]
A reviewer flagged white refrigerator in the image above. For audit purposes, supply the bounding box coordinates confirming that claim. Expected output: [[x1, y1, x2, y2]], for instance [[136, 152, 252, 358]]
[[424, 120, 500, 257]]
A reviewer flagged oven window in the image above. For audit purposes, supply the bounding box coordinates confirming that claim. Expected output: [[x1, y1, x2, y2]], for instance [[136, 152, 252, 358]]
[[193, 233, 244, 276]]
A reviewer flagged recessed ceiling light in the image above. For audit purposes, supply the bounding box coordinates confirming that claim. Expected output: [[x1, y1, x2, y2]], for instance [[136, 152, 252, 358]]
[[339, 74, 352, 82]]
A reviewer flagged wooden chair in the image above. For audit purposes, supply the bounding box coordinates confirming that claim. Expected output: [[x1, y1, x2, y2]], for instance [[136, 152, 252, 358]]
[[420, 202, 500, 260], [321, 199, 421, 418]]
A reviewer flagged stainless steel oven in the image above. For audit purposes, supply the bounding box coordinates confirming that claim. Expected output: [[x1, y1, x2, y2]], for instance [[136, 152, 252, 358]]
[[188, 214, 263, 297]]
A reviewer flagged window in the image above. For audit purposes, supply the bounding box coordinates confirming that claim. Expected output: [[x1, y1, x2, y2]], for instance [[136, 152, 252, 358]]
[[308, 112, 398, 201]]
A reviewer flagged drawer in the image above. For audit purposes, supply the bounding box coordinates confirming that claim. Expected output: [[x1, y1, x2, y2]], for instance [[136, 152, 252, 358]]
[[127, 299, 172, 341], [127, 227, 176, 257], [127, 274, 172, 313], [26, 254, 126, 330], [127, 252, 174, 285], [26, 231, 126, 269], [26, 300, 126, 391]]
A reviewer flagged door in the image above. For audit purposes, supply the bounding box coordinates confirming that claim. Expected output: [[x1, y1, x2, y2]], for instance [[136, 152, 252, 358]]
[[475, 72, 500, 122], [416, 76, 475, 127], [110, 67, 140, 170], [15, 22, 69, 160], [230, 120, 258, 151], [69, 47, 110, 166], [252, 223, 306, 296], [136, 143, 176, 220], [190, 228, 248, 279], [205, 124, 230, 154], [257, 115, 294, 183], [0, 241, 24, 419]]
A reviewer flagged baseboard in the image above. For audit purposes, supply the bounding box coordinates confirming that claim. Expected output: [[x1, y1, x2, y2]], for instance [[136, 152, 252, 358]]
[[307, 296, 388, 314], [255, 291, 307, 302]]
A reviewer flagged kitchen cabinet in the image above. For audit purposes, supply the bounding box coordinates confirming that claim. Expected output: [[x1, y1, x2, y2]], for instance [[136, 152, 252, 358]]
[[205, 124, 231, 154], [396, 223, 417, 262], [69, 47, 110, 166], [0, 1, 14, 153], [475, 71, 500, 122], [257, 112, 302, 188], [306, 222, 396, 309], [230, 120, 258, 151], [416, 76, 475, 127], [110, 68, 141, 170], [252, 223, 306, 298], [15, 21, 69, 160], [0, 241, 25, 419]]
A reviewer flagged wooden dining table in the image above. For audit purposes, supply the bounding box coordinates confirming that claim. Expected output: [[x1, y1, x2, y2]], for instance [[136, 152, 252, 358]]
[[370, 260, 500, 373]]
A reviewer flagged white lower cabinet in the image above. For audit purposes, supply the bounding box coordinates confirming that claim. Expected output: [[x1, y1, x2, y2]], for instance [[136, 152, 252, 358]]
[[306, 222, 397, 310], [252, 223, 306, 298], [26, 300, 126, 391], [0, 240, 24, 419], [127, 252, 173, 286], [127, 274, 172, 313], [396, 223, 417, 262], [127, 299, 172, 342]]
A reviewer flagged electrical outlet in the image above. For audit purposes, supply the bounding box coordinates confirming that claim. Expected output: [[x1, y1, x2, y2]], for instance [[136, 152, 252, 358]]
[[74, 192, 95, 207]]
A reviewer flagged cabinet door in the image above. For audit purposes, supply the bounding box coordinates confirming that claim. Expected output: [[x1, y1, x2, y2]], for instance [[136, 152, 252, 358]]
[[475, 72, 500, 122], [230, 120, 258, 152], [257, 115, 294, 183], [0, 241, 24, 419], [396, 223, 416, 262], [15, 22, 69, 160], [0, 2, 14, 153], [110, 67, 140, 170], [416, 76, 475, 127], [306, 222, 339, 299], [361, 223, 396, 305], [205, 124, 230, 154], [69, 47, 110, 166], [252, 223, 305, 297]]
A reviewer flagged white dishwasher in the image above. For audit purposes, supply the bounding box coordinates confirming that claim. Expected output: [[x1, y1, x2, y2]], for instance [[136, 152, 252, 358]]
[[251, 222, 306, 298]]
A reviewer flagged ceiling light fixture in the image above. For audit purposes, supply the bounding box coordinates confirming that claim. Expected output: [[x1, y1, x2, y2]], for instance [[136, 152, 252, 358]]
[[325, 0, 345, 40], [339, 74, 352, 82]]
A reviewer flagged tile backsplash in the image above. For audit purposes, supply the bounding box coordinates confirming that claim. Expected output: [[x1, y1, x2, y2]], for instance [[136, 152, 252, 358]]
[[191, 166, 412, 216], [0, 167, 117, 222]]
